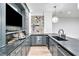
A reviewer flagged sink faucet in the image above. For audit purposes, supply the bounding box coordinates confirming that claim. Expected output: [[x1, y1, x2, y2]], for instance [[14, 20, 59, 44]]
[[58, 29, 66, 39]]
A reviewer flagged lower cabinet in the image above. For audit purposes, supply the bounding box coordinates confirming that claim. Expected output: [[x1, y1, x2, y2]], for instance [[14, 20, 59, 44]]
[[31, 35, 47, 46], [48, 37, 72, 56], [9, 46, 22, 56], [56, 45, 73, 56], [21, 37, 31, 56], [49, 38, 57, 56], [9, 37, 31, 56]]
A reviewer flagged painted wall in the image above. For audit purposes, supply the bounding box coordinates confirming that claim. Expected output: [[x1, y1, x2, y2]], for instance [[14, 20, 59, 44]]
[[44, 12, 53, 33], [31, 12, 53, 34], [52, 17, 79, 39]]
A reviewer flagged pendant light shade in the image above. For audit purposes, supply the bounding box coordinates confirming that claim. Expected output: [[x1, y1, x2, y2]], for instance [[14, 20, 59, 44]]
[[52, 16, 58, 23], [77, 3, 79, 9], [52, 6, 59, 23]]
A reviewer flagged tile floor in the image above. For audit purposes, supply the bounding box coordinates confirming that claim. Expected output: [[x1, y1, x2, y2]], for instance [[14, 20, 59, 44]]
[[28, 46, 51, 56]]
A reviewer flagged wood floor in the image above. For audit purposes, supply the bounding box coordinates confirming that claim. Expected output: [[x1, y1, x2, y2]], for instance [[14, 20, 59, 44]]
[[28, 46, 51, 56]]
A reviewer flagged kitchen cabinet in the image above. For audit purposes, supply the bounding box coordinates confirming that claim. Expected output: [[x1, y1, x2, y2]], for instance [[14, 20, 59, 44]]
[[56, 44, 72, 56], [31, 35, 47, 46], [48, 37, 72, 56], [9, 36, 31, 56], [21, 37, 31, 56], [49, 38, 57, 56], [42, 36, 47, 45], [9, 46, 22, 56], [31, 36, 37, 45]]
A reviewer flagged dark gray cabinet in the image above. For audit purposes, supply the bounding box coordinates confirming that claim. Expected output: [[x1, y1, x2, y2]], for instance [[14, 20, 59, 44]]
[[49, 38, 57, 56], [9, 37, 31, 56], [31, 35, 47, 46], [21, 37, 31, 56], [9, 46, 22, 56], [48, 37, 73, 56], [56, 45, 72, 56]]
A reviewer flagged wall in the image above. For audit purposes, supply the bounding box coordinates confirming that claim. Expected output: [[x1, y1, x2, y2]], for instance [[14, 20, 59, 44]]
[[44, 12, 53, 33], [29, 13, 31, 34], [31, 12, 53, 34], [52, 17, 79, 39], [0, 4, 6, 47]]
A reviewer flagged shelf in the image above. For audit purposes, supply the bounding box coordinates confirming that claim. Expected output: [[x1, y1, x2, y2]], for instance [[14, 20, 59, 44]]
[[6, 30, 25, 35]]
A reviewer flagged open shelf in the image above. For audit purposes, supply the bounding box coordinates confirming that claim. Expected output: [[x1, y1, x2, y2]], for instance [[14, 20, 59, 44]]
[[6, 30, 25, 35]]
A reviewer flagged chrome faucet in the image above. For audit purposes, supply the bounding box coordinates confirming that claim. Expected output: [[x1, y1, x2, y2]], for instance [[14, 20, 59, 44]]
[[58, 29, 66, 39]]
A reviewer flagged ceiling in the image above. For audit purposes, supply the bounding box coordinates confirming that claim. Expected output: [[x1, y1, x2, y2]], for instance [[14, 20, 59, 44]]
[[27, 3, 79, 18]]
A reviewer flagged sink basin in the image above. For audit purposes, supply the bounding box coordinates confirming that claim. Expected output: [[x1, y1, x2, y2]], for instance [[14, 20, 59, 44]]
[[52, 36, 67, 41]]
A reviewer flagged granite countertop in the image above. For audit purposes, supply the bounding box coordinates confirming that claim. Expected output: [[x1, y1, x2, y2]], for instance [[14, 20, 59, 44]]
[[30, 33, 79, 56], [48, 33, 79, 56], [0, 33, 79, 56], [0, 35, 30, 56], [31, 33, 48, 36]]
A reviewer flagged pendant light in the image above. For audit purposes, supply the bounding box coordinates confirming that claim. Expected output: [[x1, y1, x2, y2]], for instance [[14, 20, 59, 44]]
[[77, 3, 79, 9], [52, 6, 59, 23]]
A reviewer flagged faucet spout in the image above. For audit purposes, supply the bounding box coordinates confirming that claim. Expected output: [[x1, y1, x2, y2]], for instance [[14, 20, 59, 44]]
[[58, 29, 66, 39]]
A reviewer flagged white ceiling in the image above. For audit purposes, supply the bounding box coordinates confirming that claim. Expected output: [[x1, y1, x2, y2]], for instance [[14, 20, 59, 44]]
[[27, 3, 79, 18]]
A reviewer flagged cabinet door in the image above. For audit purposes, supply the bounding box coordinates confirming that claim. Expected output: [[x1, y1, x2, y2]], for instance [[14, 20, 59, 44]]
[[49, 38, 53, 54], [10, 46, 22, 56], [31, 35, 47, 45], [52, 41, 57, 56], [21, 45, 27, 56], [31, 36, 37, 45], [42, 36, 47, 45], [36, 36, 42, 45], [49, 38, 57, 56], [16, 50, 22, 56], [21, 38, 31, 56], [57, 48, 65, 56], [46, 36, 49, 49]]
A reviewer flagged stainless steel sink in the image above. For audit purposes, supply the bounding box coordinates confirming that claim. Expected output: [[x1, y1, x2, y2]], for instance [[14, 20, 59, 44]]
[[52, 36, 68, 41]]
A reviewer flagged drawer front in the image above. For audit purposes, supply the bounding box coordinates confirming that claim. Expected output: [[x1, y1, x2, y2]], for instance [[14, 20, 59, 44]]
[[57, 45, 72, 56], [9, 47, 22, 56]]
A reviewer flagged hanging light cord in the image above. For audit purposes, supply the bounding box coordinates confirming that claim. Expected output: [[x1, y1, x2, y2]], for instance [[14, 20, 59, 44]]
[[52, 5, 59, 23], [53, 6, 56, 17]]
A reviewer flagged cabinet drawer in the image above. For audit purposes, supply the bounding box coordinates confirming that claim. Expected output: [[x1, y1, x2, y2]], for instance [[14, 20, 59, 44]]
[[9, 47, 22, 56], [57, 45, 72, 56]]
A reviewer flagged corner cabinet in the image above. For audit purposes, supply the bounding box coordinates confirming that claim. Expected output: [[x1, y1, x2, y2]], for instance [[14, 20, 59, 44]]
[[30, 35, 47, 46]]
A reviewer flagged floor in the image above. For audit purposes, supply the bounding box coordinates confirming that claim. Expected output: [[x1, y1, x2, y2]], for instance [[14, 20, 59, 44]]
[[28, 46, 52, 56]]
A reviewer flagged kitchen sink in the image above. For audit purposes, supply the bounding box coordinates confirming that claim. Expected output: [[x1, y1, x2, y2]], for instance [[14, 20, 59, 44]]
[[52, 36, 68, 41]]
